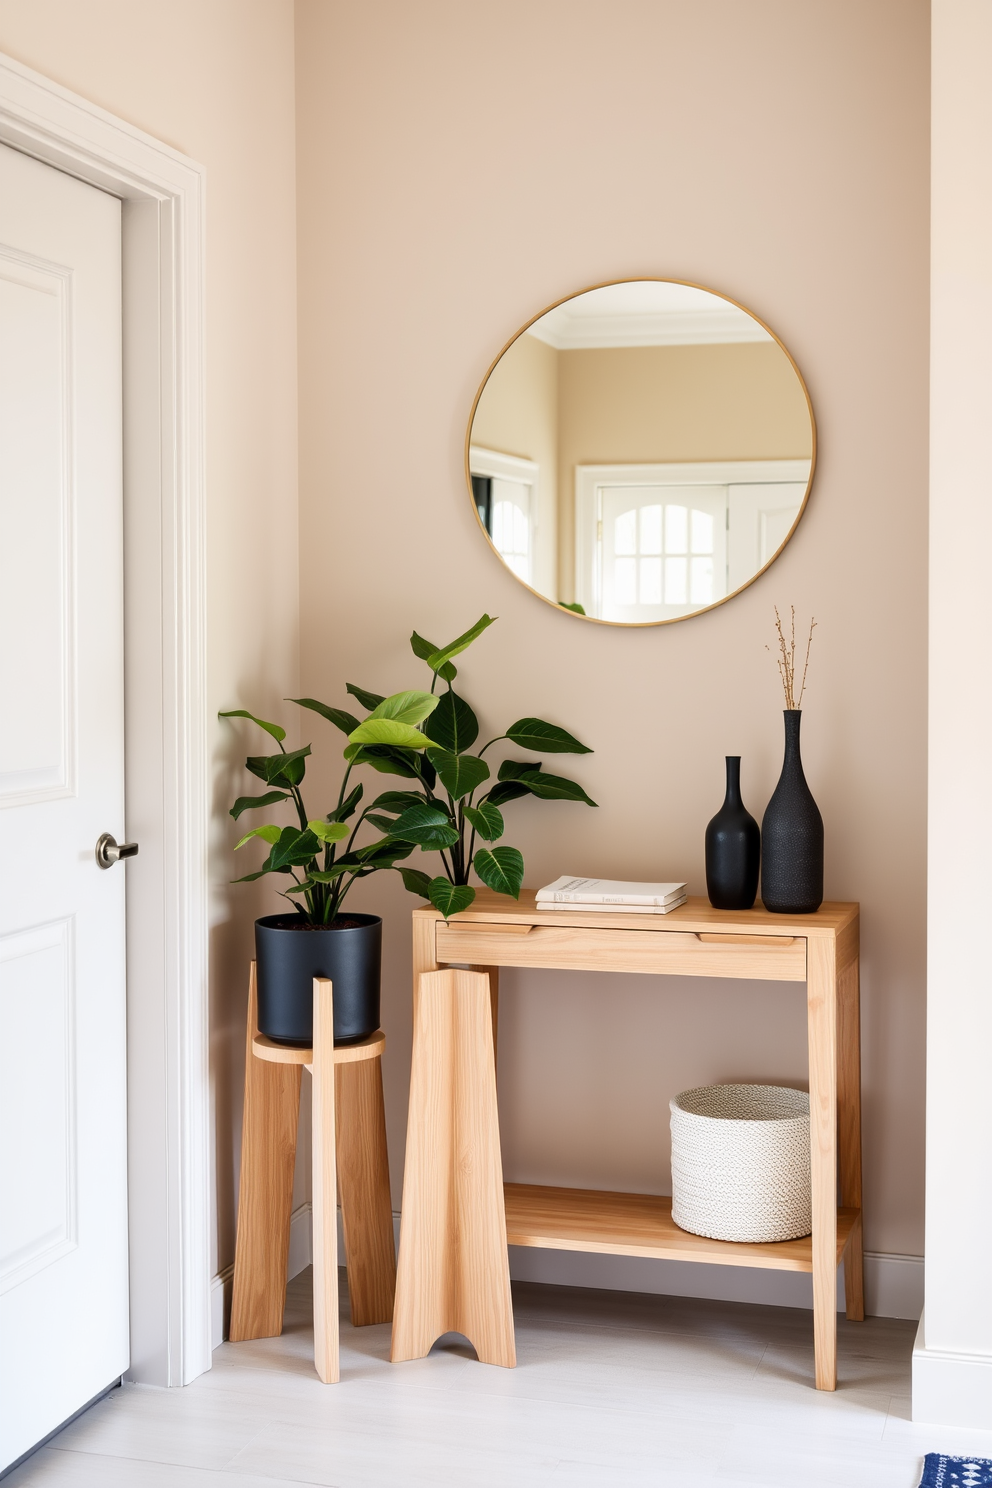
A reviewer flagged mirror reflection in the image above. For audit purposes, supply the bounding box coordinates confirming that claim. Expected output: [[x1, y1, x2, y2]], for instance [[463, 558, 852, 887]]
[[467, 280, 815, 625]]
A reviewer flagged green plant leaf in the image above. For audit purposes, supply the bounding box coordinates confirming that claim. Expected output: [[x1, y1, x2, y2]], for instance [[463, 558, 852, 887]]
[[346, 682, 385, 712], [517, 770, 598, 806], [234, 823, 283, 850], [558, 601, 586, 615], [348, 718, 430, 750], [308, 819, 350, 844], [427, 747, 490, 800], [424, 690, 479, 752], [231, 869, 268, 882], [246, 744, 311, 787], [344, 744, 423, 778], [287, 697, 360, 734], [369, 690, 440, 727], [426, 613, 496, 672], [365, 814, 400, 833], [505, 717, 592, 753], [307, 863, 353, 883], [230, 790, 290, 821], [266, 826, 321, 871], [369, 789, 432, 814], [483, 781, 531, 807], [391, 802, 460, 848], [355, 838, 415, 867], [463, 801, 504, 841], [428, 878, 476, 918], [329, 783, 364, 822], [498, 758, 542, 782], [396, 866, 432, 898], [473, 845, 524, 898], [410, 630, 457, 682], [219, 709, 286, 743]]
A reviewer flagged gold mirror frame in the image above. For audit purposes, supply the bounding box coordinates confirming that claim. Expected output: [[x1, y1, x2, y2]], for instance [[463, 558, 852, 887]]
[[465, 277, 817, 627]]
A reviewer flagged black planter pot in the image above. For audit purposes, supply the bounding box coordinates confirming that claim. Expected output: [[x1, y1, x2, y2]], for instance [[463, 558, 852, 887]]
[[760, 710, 824, 914], [255, 913, 381, 1047], [705, 756, 760, 910]]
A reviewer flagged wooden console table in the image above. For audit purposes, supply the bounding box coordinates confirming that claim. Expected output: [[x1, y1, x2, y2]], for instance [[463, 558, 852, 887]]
[[390, 892, 862, 1391]]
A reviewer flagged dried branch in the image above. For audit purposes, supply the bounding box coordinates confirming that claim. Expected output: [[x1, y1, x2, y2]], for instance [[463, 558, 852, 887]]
[[767, 605, 816, 709]]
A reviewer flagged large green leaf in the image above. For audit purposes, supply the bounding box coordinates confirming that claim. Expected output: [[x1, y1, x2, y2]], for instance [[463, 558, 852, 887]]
[[346, 682, 385, 712], [246, 745, 310, 788], [219, 708, 286, 744], [498, 758, 542, 782], [463, 801, 504, 842], [427, 747, 490, 800], [308, 819, 350, 844], [410, 630, 456, 682], [505, 717, 592, 753], [234, 823, 283, 850], [348, 718, 430, 749], [329, 783, 364, 822], [428, 879, 476, 918], [396, 866, 432, 898], [391, 802, 460, 848], [426, 614, 496, 672], [517, 770, 598, 806], [369, 690, 440, 726], [369, 789, 432, 815], [307, 863, 353, 883], [424, 690, 479, 752], [287, 697, 360, 735], [483, 781, 531, 807], [473, 845, 524, 898], [354, 838, 414, 868], [265, 826, 321, 871], [343, 744, 422, 779], [230, 790, 290, 821]]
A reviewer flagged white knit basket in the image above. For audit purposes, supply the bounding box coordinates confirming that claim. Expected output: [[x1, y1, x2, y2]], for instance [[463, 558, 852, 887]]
[[670, 1084, 811, 1243]]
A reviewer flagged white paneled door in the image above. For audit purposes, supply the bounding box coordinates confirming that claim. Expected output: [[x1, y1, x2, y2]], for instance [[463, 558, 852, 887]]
[[0, 142, 128, 1470]]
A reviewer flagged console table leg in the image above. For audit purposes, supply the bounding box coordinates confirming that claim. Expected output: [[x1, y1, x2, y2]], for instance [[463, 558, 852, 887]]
[[391, 968, 515, 1367], [807, 938, 838, 1391], [838, 949, 864, 1322], [336, 1054, 396, 1326], [230, 963, 302, 1342]]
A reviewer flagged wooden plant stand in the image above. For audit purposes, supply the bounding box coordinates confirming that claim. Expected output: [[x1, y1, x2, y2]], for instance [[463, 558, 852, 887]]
[[391, 892, 862, 1392], [230, 963, 396, 1383]]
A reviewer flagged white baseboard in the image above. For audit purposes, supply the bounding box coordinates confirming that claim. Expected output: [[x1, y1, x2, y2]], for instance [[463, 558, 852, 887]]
[[913, 1311, 992, 1427], [211, 1208, 923, 1349]]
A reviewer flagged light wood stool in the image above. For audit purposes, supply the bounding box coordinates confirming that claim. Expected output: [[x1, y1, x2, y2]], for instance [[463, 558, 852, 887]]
[[230, 962, 395, 1382]]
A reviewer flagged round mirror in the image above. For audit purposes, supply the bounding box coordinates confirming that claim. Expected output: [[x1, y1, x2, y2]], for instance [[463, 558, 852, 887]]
[[467, 280, 815, 625]]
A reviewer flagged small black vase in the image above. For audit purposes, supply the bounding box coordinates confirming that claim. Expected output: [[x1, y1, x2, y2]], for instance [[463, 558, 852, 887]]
[[761, 711, 824, 913], [705, 756, 760, 910]]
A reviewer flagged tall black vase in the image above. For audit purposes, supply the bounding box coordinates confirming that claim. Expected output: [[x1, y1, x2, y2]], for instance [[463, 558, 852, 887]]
[[705, 756, 760, 910], [761, 710, 824, 913]]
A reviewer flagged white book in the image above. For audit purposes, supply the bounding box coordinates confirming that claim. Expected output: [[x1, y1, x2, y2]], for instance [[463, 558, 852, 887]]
[[540, 896, 688, 916], [536, 876, 688, 906]]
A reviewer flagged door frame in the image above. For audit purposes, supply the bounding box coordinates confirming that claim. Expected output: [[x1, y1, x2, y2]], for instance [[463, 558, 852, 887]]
[[0, 53, 210, 1385]]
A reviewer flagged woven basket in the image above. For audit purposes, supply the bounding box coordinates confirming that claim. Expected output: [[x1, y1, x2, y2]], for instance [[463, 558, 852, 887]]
[[670, 1084, 811, 1243]]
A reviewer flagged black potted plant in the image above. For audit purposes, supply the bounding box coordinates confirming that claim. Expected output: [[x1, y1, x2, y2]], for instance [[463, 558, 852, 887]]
[[220, 686, 440, 1046]]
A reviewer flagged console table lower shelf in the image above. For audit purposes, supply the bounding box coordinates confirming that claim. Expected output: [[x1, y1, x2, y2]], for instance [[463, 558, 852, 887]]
[[504, 1183, 860, 1273]]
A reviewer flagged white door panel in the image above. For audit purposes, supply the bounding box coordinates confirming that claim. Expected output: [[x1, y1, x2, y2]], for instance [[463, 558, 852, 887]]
[[0, 141, 127, 1472], [727, 481, 806, 590], [599, 483, 728, 623]]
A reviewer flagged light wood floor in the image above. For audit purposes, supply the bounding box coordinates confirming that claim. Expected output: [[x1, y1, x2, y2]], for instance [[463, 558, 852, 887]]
[[9, 1270, 992, 1487]]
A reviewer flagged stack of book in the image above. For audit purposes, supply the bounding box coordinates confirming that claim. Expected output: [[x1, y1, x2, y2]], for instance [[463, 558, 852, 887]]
[[535, 877, 688, 915]]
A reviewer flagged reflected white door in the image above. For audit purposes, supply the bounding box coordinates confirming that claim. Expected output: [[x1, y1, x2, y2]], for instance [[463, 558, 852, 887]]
[[727, 482, 806, 591], [490, 475, 532, 584], [0, 143, 127, 1471], [599, 484, 728, 622]]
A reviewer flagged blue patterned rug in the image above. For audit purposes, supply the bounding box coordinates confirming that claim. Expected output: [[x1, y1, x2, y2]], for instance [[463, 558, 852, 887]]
[[920, 1456, 992, 1487]]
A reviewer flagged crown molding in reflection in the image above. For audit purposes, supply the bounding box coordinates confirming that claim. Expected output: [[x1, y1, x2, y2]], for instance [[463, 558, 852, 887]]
[[526, 306, 774, 349]]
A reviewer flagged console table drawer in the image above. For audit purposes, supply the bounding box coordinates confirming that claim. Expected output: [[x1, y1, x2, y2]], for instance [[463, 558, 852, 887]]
[[435, 922, 807, 981]]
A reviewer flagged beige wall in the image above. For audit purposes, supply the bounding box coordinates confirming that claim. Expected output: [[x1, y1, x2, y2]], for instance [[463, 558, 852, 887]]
[[0, 1, 302, 1277], [557, 340, 813, 600], [297, 0, 929, 1265], [469, 330, 559, 596]]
